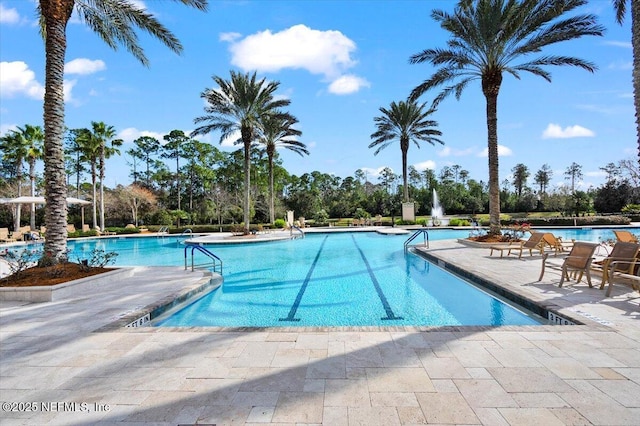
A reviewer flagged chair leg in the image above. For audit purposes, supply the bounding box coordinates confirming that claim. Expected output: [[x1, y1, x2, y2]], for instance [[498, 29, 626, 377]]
[[559, 264, 567, 287], [538, 254, 548, 281]]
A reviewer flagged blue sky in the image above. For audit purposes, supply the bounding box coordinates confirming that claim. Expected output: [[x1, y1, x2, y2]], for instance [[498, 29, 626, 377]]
[[0, 0, 635, 191]]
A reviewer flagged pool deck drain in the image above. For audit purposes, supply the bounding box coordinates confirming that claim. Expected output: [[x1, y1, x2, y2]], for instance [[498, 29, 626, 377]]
[[1, 238, 640, 424]]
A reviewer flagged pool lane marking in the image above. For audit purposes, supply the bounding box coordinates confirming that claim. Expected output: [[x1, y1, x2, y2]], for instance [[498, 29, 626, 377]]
[[351, 234, 403, 321], [279, 235, 329, 322]]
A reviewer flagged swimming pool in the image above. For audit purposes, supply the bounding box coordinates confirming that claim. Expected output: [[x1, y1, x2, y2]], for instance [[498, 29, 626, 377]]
[[153, 232, 542, 327], [11, 227, 634, 327]]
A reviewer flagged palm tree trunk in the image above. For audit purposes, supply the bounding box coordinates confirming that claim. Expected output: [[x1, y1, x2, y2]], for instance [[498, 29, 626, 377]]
[[401, 139, 409, 202], [268, 154, 275, 224], [41, 0, 73, 263], [632, 0, 640, 163], [99, 148, 106, 231], [483, 76, 502, 236], [176, 156, 181, 211], [242, 126, 252, 234], [14, 165, 23, 232], [92, 165, 97, 230], [30, 158, 36, 231]]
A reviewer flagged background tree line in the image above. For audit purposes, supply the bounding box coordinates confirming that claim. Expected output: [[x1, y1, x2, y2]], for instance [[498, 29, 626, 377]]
[[2, 123, 639, 228]]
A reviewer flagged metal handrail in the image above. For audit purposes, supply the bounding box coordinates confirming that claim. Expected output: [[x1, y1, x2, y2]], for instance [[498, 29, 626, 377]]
[[177, 228, 193, 246], [184, 244, 222, 274], [404, 229, 429, 253], [157, 226, 169, 237], [290, 225, 304, 239]]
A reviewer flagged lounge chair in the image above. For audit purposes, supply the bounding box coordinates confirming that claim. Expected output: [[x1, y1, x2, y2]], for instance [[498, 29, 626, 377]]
[[542, 233, 574, 255], [538, 242, 599, 288], [0, 228, 16, 243], [605, 259, 640, 296], [590, 242, 640, 288], [489, 232, 547, 259], [613, 230, 639, 243], [67, 224, 76, 233]]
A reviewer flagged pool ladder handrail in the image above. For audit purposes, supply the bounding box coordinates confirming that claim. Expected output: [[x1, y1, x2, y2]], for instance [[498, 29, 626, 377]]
[[404, 229, 429, 253], [290, 225, 304, 239], [177, 228, 193, 246], [157, 226, 169, 237], [184, 243, 222, 274]]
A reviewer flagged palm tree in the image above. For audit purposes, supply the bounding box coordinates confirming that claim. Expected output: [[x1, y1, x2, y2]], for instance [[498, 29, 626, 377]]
[[369, 100, 443, 202], [192, 70, 291, 234], [91, 122, 122, 231], [613, 0, 640, 161], [74, 127, 100, 230], [258, 113, 306, 224], [19, 125, 45, 231], [0, 130, 29, 231], [37, 0, 207, 263], [409, 0, 603, 235]]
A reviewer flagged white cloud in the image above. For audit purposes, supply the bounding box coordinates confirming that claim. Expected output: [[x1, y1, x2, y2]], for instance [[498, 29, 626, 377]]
[[65, 58, 106, 75], [220, 130, 241, 147], [0, 123, 18, 136], [478, 145, 513, 157], [603, 40, 632, 48], [64, 79, 77, 104], [438, 146, 475, 157], [608, 60, 633, 70], [224, 24, 367, 94], [117, 127, 165, 143], [328, 74, 369, 95], [542, 123, 595, 139], [360, 166, 393, 179], [219, 32, 241, 42], [0, 61, 44, 99], [412, 160, 436, 171], [0, 4, 20, 24], [585, 170, 606, 178]]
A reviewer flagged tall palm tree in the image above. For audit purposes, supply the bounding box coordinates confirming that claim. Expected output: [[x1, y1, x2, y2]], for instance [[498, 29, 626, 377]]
[[409, 0, 603, 235], [91, 121, 122, 231], [369, 100, 443, 202], [37, 0, 207, 263], [74, 127, 100, 229], [0, 130, 29, 231], [193, 70, 291, 234], [613, 0, 640, 162], [19, 125, 45, 230], [258, 113, 306, 224]]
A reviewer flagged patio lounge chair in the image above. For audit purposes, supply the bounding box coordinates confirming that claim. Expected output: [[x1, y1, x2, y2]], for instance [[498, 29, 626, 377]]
[[538, 241, 599, 288], [0, 228, 16, 243], [590, 242, 640, 288], [542, 233, 574, 255], [605, 259, 640, 296], [489, 232, 547, 259], [613, 230, 639, 243]]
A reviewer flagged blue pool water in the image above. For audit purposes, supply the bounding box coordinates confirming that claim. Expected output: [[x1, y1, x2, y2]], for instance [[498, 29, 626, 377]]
[[154, 232, 541, 327], [17, 226, 632, 327]]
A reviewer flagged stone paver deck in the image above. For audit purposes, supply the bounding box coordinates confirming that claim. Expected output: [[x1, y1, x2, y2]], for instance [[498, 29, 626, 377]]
[[1, 238, 640, 425]]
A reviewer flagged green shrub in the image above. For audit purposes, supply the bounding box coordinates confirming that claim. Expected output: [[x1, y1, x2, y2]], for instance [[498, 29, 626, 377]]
[[274, 218, 286, 229], [448, 218, 471, 226]]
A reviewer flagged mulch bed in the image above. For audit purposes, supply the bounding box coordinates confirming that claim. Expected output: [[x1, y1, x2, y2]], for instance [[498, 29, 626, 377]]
[[1, 263, 112, 287]]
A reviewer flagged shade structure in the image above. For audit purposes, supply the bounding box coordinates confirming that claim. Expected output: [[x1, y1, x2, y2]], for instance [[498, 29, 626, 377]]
[[0, 196, 91, 231], [0, 196, 90, 206]]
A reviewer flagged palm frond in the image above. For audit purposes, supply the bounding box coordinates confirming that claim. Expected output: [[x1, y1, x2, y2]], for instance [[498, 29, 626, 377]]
[[613, 0, 627, 25]]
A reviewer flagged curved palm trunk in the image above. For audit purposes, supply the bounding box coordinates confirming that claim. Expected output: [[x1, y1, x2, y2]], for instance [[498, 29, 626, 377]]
[[41, 0, 73, 263], [401, 138, 409, 202], [241, 126, 252, 234], [632, 0, 640, 162], [268, 153, 275, 224], [483, 73, 502, 236]]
